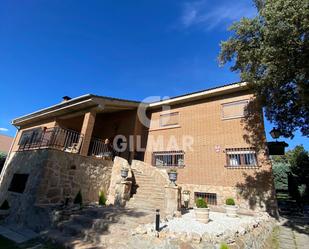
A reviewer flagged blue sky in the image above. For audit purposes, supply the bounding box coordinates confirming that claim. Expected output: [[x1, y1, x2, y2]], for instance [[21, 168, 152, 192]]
[[0, 0, 307, 150]]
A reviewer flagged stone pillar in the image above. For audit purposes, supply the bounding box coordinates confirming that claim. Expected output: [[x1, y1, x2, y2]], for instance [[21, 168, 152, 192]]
[[164, 185, 182, 216], [114, 180, 132, 207], [80, 109, 96, 156]]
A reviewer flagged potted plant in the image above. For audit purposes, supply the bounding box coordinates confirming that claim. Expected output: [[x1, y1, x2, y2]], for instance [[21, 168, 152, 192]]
[[121, 168, 129, 179], [0, 200, 10, 215], [194, 197, 210, 223], [182, 190, 190, 208], [167, 169, 178, 185], [225, 198, 238, 217]]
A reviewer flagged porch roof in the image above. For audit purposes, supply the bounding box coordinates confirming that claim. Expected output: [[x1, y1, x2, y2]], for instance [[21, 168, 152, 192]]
[[12, 94, 141, 127]]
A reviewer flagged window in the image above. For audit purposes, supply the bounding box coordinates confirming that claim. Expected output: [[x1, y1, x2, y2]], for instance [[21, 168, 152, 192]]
[[222, 100, 249, 119], [152, 151, 184, 167], [8, 174, 29, 193], [19, 128, 44, 146], [226, 148, 257, 167], [195, 192, 217, 205], [160, 112, 179, 127]]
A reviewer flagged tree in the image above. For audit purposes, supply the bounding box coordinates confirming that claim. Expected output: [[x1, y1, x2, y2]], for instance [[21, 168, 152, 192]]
[[219, 0, 309, 138]]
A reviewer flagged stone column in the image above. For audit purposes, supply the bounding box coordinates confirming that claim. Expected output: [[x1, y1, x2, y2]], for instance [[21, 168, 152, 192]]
[[164, 185, 182, 216], [80, 109, 96, 156], [114, 180, 132, 207]]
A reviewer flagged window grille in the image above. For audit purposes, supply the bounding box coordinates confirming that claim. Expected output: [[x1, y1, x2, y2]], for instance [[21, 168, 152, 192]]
[[152, 151, 184, 167], [226, 148, 257, 167], [195, 192, 217, 205]]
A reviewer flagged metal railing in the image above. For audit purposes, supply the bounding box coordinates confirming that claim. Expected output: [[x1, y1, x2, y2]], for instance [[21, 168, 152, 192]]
[[152, 151, 185, 167], [18, 127, 84, 154], [88, 137, 114, 158]]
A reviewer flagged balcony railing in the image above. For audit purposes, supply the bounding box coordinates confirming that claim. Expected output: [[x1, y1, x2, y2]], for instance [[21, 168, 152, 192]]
[[18, 127, 84, 153], [88, 137, 115, 159]]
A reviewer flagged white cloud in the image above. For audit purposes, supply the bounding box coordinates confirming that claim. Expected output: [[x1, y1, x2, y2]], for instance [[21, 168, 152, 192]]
[[0, 128, 8, 132], [180, 0, 256, 31]]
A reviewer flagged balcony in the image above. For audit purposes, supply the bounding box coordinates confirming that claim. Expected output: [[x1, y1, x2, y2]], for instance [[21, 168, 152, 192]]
[[17, 127, 113, 158]]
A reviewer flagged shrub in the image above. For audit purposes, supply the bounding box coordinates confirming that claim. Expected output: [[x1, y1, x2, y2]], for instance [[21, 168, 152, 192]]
[[74, 190, 83, 206], [226, 198, 235, 206], [196, 197, 208, 208], [99, 191, 106, 206], [0, 200, 9, 210], [220, 243, 229, 249]]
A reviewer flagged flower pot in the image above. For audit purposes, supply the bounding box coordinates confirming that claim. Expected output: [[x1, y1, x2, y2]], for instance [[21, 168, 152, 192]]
[[168, 172, 177, 185], [225, 205, 238, 217], [121, 168, 129, 179], [194, 207, 210, 223]]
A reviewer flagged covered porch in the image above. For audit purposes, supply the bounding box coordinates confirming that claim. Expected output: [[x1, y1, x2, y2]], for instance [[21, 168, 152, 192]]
[[13, 94, 144, 161]]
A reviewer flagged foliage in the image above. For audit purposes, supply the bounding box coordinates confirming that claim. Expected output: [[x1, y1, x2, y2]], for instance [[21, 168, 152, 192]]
[[0, 152, 6, 160], [225, 198, 236, 206], [272, 162, 290, 190], [99, 191, 106, 206], [196, 197, 208, 208], [0, 200, 9, 210], [220, 243, 229, 249], [272, 145, 309, 203], [74, 190, 83, 206], [219, 0, 309, 138]]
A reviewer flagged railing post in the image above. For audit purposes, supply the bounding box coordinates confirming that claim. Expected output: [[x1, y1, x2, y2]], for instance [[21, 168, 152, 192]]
[[80, 109, 96, 156]]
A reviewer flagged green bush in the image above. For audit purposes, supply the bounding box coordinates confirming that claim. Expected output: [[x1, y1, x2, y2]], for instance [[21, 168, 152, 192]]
[[0, 200, 9, 210], [196, 197, 208, 208], [74, 190, 83, 206], [220, 243, 229, 249], [225, 198, 235, 206], [99, 191, 106, 206]]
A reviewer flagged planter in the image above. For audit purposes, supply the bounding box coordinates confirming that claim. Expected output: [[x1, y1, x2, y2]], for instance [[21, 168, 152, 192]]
[[194, 207, 210, 223], [168, 172, 178, 185], [121, 168, 129, 179], [225, 205, 238, 217]]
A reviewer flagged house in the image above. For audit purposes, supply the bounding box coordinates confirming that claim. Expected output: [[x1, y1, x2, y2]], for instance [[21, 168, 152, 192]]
[[0, 134, 14, 173], [0, 134, 13, 154], [0, 82, 277, 229]]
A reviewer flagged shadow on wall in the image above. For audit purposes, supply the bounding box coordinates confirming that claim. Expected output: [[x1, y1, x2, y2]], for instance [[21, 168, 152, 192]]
[[241, 98, 267, 152], [236, 170, 278, 218]]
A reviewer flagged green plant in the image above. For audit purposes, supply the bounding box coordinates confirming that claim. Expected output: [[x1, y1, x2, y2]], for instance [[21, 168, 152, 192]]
[[74, 190, 83, 206], [225, 198, 235, 206], [0, 200, 9, 210], [196, 197, 208, 208], [220, 243, 229, 249], [99, 191, 106, 206]]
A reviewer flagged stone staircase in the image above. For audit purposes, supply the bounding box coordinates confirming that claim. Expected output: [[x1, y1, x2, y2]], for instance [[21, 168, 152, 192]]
[[126, 170, 165, 212]]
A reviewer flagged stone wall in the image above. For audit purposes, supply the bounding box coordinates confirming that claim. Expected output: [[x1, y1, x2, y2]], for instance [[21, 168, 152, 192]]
[[36, 149, 113, 204], [180, 183, 278, 216], [0, 149, 112, 230]]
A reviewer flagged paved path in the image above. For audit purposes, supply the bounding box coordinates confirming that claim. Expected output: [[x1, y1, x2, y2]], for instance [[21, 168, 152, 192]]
[[278, 217, 309, 249]]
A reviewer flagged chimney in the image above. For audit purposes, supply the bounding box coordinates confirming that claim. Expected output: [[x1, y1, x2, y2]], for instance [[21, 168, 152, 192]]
[[62, 96, 72, 102]]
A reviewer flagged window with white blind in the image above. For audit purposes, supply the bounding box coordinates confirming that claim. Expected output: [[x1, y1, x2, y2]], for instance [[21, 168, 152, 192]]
[[226, 148, 257, 167], [222, 100, 249, 119], [159, 112, 179, 127]]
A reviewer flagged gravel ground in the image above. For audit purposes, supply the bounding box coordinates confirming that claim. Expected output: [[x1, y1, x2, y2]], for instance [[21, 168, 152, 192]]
[[161, 210, 256, 236]]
